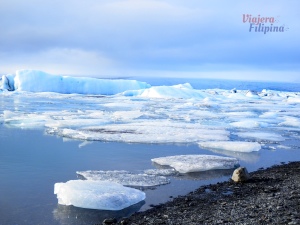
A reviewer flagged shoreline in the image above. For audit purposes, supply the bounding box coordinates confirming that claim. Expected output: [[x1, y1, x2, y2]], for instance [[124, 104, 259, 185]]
[[116, 161, 300, 224]]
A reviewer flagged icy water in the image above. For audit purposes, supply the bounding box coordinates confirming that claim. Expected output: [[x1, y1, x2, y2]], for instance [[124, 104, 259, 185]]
[[1, 126, 300, 225], [0, 78, 300, 224]]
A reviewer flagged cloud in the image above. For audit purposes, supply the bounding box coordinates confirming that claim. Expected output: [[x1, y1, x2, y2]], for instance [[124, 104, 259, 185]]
[[0, 0, 299, 81]]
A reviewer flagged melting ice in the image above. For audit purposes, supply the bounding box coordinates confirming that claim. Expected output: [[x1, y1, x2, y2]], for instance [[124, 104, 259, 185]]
[[1, 69, 299, 147], [1, 70, 300, 212], [151, 155, 239, 173], [54, 180, 145, 210], [76, 170, 170, 187]]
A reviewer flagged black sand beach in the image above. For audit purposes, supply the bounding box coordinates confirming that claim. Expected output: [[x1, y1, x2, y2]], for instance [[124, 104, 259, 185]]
[[113, 161, 300, 225]]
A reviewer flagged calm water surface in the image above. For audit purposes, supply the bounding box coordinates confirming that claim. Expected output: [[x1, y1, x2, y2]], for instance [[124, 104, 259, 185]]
[[1, 125, 300, 225]]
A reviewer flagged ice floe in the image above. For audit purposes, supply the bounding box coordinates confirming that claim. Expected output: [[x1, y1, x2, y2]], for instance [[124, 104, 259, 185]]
[[76, 170, 170, 187], [54, 180, 145, 210], [199, 141, 261, 152], [235, 132, 285, 142], [151, 155, 239, 173]]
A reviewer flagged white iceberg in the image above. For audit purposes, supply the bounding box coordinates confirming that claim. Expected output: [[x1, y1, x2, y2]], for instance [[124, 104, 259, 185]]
[[13, 70, 150, 95], [123, 83, 209, 99], [151, 155, 239, 173], [54, 180, 145, 210], [76, 170, 170, 187], [199, 141, 261, 152]]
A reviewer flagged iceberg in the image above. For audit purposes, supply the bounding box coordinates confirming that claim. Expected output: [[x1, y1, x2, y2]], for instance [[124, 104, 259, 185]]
[[151, 155, 239, 173], [199, 141, 261, 152], [76, 170, 170, 187], [54, 180, 145, 210], [11, 70, 150, 95], [0, 74, 15, 91], [122, 83, 209, 99]]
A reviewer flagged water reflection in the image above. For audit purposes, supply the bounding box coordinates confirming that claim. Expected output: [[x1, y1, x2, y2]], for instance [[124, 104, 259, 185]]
[[53, 201, 145, 225]]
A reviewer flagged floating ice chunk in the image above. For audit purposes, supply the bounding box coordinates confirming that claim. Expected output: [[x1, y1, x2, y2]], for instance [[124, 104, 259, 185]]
[[133, 85, 209, 99], [3, 110, 52, 129], [246, 90, 260, 98], [276, 145, 292, 149], [76, 170, 170, 187], [206, 148, 260, 163], [14, 70, 150, 95], [151, 155, 239, 173], [143, 169, 177, 176], [199, 141, 261, 152], [47, 121, 229, 144], [54, 180, 145, 210], [236, 132, 285, 142], [230, 120, 269, 129], [259, 112, 278, 118], [287, 97, 300, 103], [279, 117, 300, 127]]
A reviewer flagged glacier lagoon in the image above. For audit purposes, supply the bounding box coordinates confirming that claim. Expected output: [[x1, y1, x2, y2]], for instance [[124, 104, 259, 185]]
[[1, 70, 300, 224]]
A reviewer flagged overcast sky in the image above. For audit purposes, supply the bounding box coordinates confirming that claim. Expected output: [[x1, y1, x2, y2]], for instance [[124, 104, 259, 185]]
[[0, 0, 299, 81]]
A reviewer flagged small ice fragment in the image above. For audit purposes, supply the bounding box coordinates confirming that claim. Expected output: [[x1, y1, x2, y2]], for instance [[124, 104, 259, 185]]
[[199, 141, 261, 152], [54, 180, 145, 210], [76, 170, 170, 187], [151, 155, 239, 173]]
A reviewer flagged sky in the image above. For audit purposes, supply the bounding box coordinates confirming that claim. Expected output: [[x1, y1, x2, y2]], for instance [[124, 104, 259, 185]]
[[0, 0, 299, 82]]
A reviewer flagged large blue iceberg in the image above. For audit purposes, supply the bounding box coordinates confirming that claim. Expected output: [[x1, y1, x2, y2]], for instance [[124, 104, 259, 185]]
[[1, 70, 150, 95]]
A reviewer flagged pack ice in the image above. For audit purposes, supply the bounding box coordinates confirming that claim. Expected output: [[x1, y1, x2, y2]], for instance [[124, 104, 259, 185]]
[[1, 69, 300, 146], [54, 180, 145, 210], [151, 155, 239, 173]]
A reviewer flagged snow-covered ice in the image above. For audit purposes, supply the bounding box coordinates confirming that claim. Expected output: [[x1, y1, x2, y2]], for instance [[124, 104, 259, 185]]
[[76, 170, 170, 187], [54, 180, 145, 210], [151, 155, 239, 173], [199, 141, 261, 152]]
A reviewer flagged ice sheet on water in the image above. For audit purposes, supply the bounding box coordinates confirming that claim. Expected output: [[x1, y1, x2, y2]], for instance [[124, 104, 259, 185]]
[[151, 155, 239, 173], [279, 117, 300, 127], [54, 180, 145, 210], [48, 122, 229, 144], [76, 170, 170, 187], [143, 169, 177, 176], [199, 141, 261, 152], [235, 132, 285, 142], [230, 120, 269, 129]]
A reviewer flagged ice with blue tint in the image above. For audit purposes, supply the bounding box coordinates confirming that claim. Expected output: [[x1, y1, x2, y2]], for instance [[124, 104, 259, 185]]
[[151, 155, 239, 173], [76, 170, 170, 187], [199, 141, 261, 152], [11, 70, 150, 94], [0, 70, 300, 147], [54, 180, 145, 210]]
